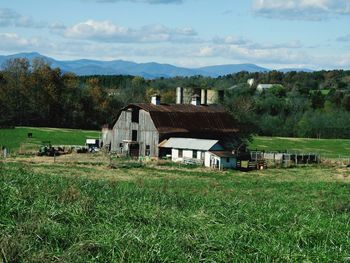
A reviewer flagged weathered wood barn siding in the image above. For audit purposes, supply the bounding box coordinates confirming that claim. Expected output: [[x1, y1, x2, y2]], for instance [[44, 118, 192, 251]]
[[111, 108, 159, 156], [138, 110, 159, 157], [111, 110, 131, 152]]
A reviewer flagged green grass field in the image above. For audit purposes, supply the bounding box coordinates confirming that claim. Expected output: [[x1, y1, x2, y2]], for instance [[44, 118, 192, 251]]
[[0, 157, 349, 262], [249, 136, 350, 157], [1, 127, 350, 158], [1, 128, 349, 261], [0, 127, 100, 152]]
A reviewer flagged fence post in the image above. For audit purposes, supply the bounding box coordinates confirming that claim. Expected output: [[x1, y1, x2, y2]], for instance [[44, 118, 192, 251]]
[[318, 154, 321, 165]]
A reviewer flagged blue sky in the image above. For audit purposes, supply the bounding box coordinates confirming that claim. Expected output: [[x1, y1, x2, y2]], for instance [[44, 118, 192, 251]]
[[0, 0, 350, 69]]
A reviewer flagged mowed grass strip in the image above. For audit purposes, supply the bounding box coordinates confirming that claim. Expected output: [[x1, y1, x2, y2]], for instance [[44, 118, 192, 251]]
[[250, 136, 350, 157], [0, 127, 100, 152], [0, 161, 349, 262]]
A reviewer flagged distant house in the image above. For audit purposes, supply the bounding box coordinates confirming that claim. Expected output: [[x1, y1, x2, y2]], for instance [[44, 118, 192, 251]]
[[247, 78, 255, 87], [106, 89, 119, 96], [103, 91, 241, 160], [257, 84, 274, 92], [160, 137, 237, 169]]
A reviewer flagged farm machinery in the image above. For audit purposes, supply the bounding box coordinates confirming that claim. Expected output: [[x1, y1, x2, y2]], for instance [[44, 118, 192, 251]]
[[37, 141, 67, 157]]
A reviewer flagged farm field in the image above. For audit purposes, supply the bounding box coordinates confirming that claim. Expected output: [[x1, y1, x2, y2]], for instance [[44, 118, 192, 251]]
[[0, 127, 100, 152], [1, 126, 350, 158], [1, 155, 349, 262], [249, 136, 350, 157]]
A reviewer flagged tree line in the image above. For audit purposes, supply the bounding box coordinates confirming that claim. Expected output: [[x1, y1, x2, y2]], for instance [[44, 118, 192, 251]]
[[1, 57, 350, 138], [0, 58, 146, 129]]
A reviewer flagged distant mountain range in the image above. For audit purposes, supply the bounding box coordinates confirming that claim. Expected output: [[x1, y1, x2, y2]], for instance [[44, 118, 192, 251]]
[[0, 52, 313, 78]]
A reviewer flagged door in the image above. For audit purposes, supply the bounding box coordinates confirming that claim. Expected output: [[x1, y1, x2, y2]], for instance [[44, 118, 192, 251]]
[[129, 143, 140, 157]]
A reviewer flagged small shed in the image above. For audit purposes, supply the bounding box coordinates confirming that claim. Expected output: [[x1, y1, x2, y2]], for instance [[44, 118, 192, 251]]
[[86, 139, 100, 149], [206, 151, 237, 170]]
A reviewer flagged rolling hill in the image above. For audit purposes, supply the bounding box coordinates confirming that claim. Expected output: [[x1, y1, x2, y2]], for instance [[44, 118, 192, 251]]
[[0, 52, 312, 78]]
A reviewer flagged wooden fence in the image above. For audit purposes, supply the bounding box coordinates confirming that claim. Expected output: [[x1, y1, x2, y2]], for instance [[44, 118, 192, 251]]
[[250, 150, 350, 168]]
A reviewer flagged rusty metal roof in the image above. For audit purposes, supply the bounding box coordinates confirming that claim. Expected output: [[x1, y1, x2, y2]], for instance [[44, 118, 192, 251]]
[[122, 103, 239, 135], [128, 103, 227, 113]]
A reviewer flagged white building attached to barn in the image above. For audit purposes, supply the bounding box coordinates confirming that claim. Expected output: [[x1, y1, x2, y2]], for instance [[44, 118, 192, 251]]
[[160, 137, 237, 170]]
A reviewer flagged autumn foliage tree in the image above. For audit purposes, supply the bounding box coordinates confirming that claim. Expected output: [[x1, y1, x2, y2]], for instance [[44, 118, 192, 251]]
[[1, 58, 350, 138]]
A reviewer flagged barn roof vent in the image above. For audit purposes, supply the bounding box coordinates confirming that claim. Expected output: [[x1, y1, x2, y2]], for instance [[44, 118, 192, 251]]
[[151, 94, 161, 105], [191, 94, 201, 106]]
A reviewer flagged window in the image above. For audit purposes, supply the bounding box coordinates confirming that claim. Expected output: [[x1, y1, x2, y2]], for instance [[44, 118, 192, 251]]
[[119, 143, 123, 148], [131, 109, 139, 123], [178, 149, 183, 158], [226, 157, 230, 162], [193, 150, 198, 159], [145, 145, 150, 156], [132, 130, 138, 141]]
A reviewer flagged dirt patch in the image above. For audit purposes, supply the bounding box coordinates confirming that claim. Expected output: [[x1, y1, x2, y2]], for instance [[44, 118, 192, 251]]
[[334, 168, 350, 180]]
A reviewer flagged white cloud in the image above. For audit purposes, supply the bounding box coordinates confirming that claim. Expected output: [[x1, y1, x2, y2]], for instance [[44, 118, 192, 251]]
[[213, 35, 249, 45], [1, 30, 349, 70], [212, 35, 303, 50], [197, 39, 310, 66], [252, 0, 350, 20], [0, 8, 44, 28], [195, 36, 350, 69], [0, 33, 40, 51], [198, 46, 214, 56], [57, 20, 198, 43]]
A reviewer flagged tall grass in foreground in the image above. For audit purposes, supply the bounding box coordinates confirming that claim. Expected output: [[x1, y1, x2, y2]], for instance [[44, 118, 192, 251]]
[[0, 162, 349, 262]]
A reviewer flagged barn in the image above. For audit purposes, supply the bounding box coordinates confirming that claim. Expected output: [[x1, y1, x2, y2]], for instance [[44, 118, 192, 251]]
[[104, 93, 241, 159]]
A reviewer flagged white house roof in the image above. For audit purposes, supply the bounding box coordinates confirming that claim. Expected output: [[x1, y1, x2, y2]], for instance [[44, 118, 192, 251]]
[[257, 84, 274, 89], [160, 138, 220, 151]]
